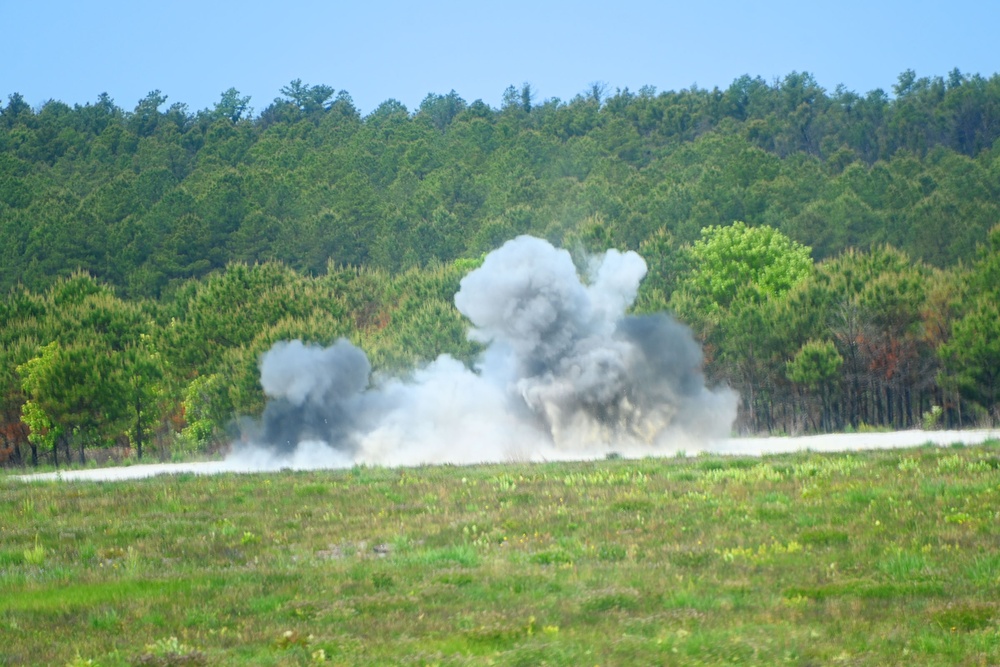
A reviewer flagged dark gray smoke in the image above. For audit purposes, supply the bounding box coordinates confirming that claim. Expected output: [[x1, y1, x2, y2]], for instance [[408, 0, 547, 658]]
[[230, 236, 737, 469], [255, 339, 370, 453]]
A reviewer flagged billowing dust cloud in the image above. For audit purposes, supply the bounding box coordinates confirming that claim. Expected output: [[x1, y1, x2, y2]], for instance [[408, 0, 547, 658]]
[[230, 236, 737, 469]]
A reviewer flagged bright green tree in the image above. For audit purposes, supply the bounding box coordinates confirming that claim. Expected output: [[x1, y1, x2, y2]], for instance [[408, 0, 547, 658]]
[[177, 374, 231, 456], [18, 342, 67, 465], [673, 221, 813, 316], [671, 222, 814, 432]]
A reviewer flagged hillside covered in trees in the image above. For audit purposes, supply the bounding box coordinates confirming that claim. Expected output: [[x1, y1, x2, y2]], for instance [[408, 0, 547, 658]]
[[2, 69, 1000, 466]]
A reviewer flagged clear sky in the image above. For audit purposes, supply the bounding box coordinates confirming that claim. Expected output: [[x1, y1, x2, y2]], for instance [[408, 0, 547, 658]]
[[4, 0, 999, 116]]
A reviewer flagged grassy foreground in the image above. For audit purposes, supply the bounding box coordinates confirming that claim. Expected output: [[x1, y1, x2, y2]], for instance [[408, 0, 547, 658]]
[[2, 443, 999, 666]]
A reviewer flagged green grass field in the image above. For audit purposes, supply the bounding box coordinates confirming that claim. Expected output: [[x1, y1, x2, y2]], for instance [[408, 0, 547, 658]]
[[2, 442, 999, 666]]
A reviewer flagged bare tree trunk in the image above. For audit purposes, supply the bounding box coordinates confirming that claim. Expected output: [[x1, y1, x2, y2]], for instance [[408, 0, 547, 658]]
[[135, 396, 144, 461], [886, 385, 894, 428], [821, 384, 830, 432], [896, 387, 910, 428]]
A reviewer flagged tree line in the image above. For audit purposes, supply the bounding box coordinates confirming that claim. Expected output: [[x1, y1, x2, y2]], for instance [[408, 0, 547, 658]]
[[2, 220, 996, 467], [2, 69, 1000, 464], [3, 69, 999, 298], [637, 222, 1000, 435], [0, 260, 481, 466]]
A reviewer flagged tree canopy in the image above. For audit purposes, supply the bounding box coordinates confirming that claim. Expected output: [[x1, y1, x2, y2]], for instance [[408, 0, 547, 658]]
[[3, 70, 1000, 298]]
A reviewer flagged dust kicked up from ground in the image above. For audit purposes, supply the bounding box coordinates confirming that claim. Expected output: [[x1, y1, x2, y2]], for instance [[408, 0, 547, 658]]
[[238, 236, 738, 468]]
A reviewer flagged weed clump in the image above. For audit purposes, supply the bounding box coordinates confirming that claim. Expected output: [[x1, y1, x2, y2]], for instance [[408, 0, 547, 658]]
[[134, 637, 206, 667]]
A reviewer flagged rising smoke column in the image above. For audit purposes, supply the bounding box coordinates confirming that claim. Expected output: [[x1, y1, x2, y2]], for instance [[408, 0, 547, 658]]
[[454, 236, 734, 448], [232, 235, 737, 468]]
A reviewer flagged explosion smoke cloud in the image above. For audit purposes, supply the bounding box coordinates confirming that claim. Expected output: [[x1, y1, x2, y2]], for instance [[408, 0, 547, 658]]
[[231, 236, 738, 468]]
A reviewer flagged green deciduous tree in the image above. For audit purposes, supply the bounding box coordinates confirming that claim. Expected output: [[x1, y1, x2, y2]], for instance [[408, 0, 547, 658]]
[[177, 373, 231, 456], [673, 221, 813, 316], [671, 222, 813, 431], [18, 342, 68, 465]]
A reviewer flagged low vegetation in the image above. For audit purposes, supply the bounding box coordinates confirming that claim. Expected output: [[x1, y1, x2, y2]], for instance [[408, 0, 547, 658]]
[[3, 440, 999, 665]]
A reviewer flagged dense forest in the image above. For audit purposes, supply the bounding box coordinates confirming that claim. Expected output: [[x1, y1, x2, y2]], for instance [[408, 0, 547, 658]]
[[2, 69, 999, 466]]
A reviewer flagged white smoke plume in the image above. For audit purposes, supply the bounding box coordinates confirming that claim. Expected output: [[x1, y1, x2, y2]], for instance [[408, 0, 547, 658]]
[[229, 236, 738, 469]]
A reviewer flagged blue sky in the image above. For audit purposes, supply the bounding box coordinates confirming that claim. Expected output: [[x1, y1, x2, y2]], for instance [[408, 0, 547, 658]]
[[5, 0, 999, 116]]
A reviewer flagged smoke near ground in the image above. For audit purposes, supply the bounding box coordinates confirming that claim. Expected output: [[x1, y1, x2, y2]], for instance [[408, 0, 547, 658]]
[[230, 236, 738, 469]]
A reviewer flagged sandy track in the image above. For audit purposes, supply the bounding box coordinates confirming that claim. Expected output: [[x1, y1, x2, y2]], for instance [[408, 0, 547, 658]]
[[13, 429, 998, 483], [718, 428, 1000, 455]]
